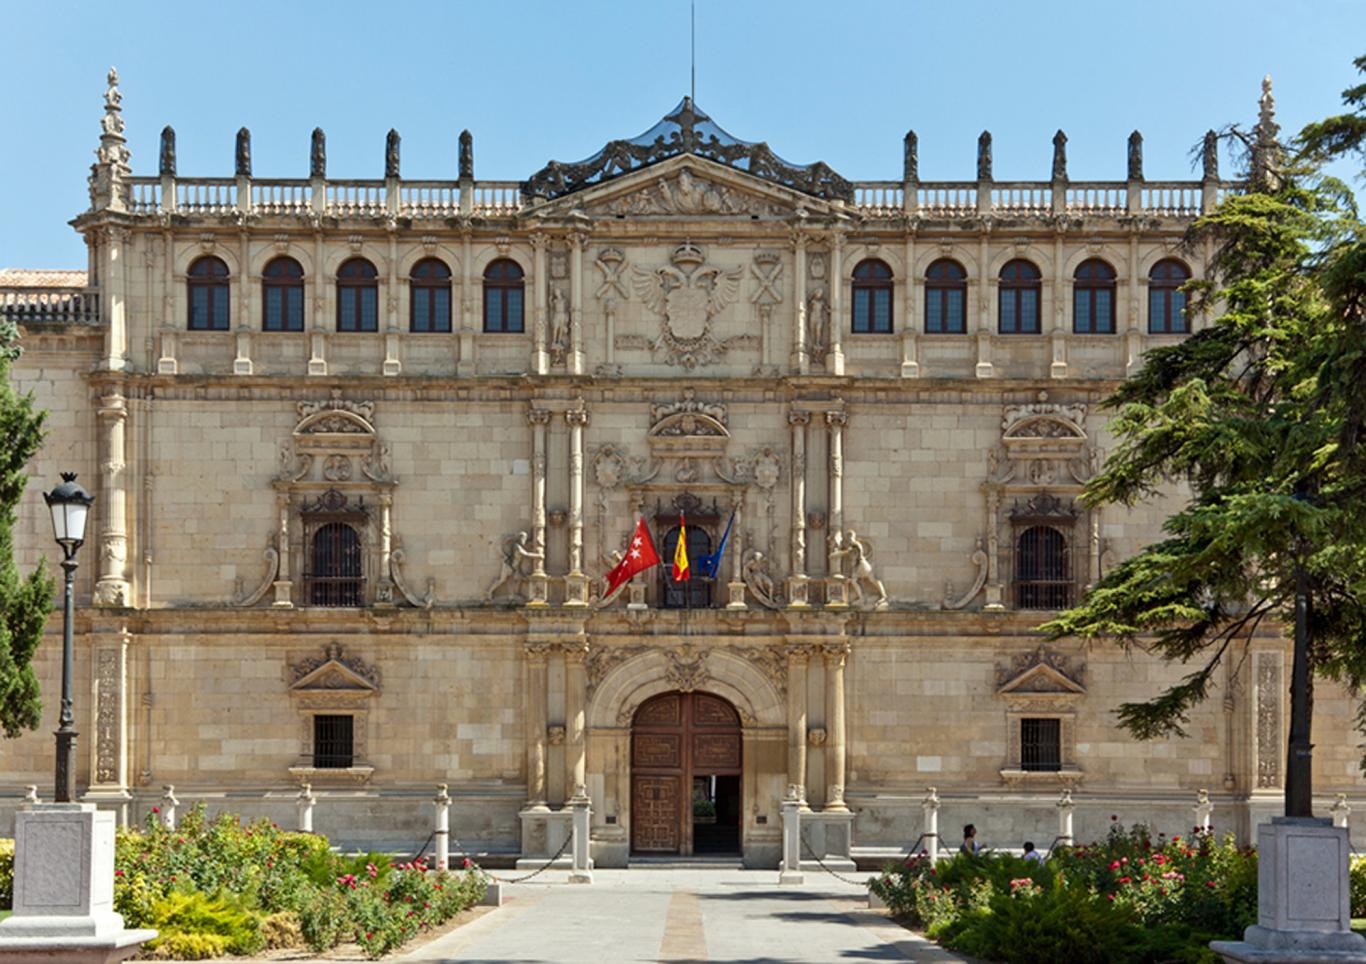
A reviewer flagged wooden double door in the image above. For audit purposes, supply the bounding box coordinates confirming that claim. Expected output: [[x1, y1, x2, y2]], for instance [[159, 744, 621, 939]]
[[630, 691, 742, 855]]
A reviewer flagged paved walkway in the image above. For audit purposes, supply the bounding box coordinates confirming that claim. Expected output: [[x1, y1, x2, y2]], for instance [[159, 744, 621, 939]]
[[400, 868, 968, 963]]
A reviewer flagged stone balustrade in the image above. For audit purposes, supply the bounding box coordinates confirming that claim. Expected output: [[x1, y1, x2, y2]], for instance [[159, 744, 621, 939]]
[[119, 173, 1234, 223], [0, 286, 100, 325]]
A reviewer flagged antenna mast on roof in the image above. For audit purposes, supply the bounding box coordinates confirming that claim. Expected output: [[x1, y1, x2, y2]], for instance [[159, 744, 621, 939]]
[[690, 0, 696, 103]]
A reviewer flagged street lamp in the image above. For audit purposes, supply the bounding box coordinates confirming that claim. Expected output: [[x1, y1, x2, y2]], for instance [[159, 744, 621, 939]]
[[43, 472, 94, 804]]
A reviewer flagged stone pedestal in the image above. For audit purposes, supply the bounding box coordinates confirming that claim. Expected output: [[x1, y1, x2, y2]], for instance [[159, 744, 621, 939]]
[[800, 810, 856, 873], [0, 804, 155, 963], [778, 790, 804, 885], [516, 807, 573, 870], [1211, 818, 1366, 963], [568, 789, 593, 884]]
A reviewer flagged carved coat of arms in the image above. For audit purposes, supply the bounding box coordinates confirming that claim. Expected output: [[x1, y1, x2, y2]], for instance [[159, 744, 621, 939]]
[[632, 242, 743, 368]]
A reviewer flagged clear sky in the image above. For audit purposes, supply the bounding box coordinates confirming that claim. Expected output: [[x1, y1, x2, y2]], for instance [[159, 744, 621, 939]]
[[1, 0, 1361, 269]]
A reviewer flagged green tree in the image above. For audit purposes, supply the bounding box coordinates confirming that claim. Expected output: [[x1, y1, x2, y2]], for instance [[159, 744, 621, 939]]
[[0, 314, 53, 737], [1041, 60, 1366, 811]]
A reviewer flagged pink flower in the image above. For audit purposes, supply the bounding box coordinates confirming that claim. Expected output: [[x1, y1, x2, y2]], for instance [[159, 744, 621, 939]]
[[1206, 880, 1217, 888], [151, 806, 160, 814], [1108, 860, 1121, 870], [1106, 893, 1115, 901]]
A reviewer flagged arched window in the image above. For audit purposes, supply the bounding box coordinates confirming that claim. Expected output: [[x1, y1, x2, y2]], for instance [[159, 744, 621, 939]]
[[659, 525, 713, 609], [262, 256, 304, 332], [187, 256, 230, 331], [410, 258, 452, 333], [336, 258, 379, 333], [924, 259, 967, 333], [1015, 526, 1069, 609], [999, 260, 1041, 334], [483, 259, 525, 333], [308, 522, 363, 607], [1073, 258, 1117, 334], [1149, 259, 1191, 334], [851, 259, 893, 334]]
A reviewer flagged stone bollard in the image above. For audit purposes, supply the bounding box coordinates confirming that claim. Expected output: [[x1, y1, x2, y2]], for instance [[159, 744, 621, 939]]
[[434, 784, 451, 872], [20, 786, 39, 810], [1194, 788, 1213, 835], [921, 786, 941, 859], [1056, 788, 1074, 847], [296, 782, 315, 833], [779, 784, 805, 885], [161, 785, 180, 830], [1331, 793, 1352, 830], [568, 785, 593, 884]]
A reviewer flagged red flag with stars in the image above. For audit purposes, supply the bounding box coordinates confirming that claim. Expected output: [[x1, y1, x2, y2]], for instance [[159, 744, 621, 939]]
[[605, 517, 660, 596]]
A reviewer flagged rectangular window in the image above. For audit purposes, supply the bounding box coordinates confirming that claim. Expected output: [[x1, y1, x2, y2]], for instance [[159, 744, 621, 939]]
[[338, 288, 378, 333], [1074, 289, 1091, 332], [852, 289, 870, 333], [926, 290, 944, 332], [411, 287, 452, 333], [313, 715, 354, 768], [1020, 718, 1061, 772], [264, 287, 304, 332], [945, 289, 964, 333], [1020, 290, 1039, 333], [871, 289, 892, 333], [485, 289, 503, 332], [190, 286, 229, 331], [1000, 292, 1017, 333]]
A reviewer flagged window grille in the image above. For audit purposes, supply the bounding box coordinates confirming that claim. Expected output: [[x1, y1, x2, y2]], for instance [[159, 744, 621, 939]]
[[1015, 525, 1071, 609], [658, 524, 713, 609], [307, 522, 364, 606], [313, 715, 354, 768], [1020, 718, 1061, 772]]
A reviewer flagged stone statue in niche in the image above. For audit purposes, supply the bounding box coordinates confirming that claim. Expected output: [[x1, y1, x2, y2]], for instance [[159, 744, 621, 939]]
[[742, 549, 780, 609], [549, 287, 569, 363], [485, 532, 544, 602], [807, 287, 830, 360]]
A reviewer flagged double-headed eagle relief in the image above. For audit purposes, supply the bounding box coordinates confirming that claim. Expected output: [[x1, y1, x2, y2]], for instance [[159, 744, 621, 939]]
[[633, 241, 744, 369]]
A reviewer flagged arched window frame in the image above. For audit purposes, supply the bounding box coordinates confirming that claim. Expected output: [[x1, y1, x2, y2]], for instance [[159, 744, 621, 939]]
[[307, 521, 364, 607], [850, 259, 893, 334], [1072, 258, 1117, 334], [924, 258, 967, 334], [409, 258, 452, 333], [658, 524, 714, 609], [336, 257, 379, 333], [187, 255, 230, 331], [1014, 525, 1070, 610], [262, 256, 305, 332], [483, 258, 525, 333], [1149, 259, 1191, 334], [998, 259, 1041, 335]]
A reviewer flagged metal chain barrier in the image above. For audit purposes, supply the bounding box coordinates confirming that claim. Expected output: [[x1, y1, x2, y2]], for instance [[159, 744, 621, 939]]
[[408, 830, 437, 864], [800, 829, 868, 887], [446, 827, 573, 884]]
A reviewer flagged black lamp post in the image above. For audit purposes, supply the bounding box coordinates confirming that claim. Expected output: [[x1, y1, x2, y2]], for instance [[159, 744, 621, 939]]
[[43, 472, 94, 804]]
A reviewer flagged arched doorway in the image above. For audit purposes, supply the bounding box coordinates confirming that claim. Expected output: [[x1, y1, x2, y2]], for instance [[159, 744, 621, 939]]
[[631, 691, 742, 856]]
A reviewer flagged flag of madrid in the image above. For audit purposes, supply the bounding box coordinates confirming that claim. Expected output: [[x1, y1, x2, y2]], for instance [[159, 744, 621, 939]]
[[605, 518, 660, 596]]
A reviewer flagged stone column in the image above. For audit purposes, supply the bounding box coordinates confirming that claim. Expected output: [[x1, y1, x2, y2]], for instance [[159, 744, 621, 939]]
[[1056, 788, 1074, 846], [786, 411, 810, 606], [375, 491, 395, 605], [530, 234, 549, 375], [791, 233, 809, 374], [233, 231, 253, 375], [725, 491, 747, 609], [778, 785, 805, 884], [308, 230, 327, 376], [901, 233, 919, 378], [823, 642, 850, 812], [825, 410, 849, 609], [101, 228, 130, 372], [922, 787, 941, 857], [568, 786, 593, 884], [383, 231, 401, 375], [564, 402, 590, 607], [1125, 230, 1143, 376], [975, 231, 994, 378], [563, 639, 588, 797], [786, 646, 810, 807], [271, 489, 293, 607], [296, 783, 315, 833], [523, 644, 550, 809], [94, 392, 131, 607], [983, 488, 1005, 610], [434, 784, 450, 870], [828, 232, 845, 376], [1049, 232, 1067, 379], [527, 407, 551, 606], [568, 232, 585, 376], [457, 228, 475, 374]]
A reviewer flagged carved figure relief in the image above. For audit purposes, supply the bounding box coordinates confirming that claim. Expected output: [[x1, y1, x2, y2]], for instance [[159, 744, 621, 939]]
[[741, 548, 781, 609], [633, 242, 744, 368], [549, 287, 569, 365], [807, 287, 830, 361], [595, 169, 782, 216], [485, 531, 545, 603], [95, 648, 119, 784], [829, 530, 890, 610]]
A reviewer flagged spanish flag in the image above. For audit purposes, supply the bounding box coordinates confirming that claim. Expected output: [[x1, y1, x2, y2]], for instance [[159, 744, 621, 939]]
[[671, 514, 690, 583]]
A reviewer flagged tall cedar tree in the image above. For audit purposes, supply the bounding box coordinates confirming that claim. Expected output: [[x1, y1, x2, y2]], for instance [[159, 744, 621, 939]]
[[0, 315, 53, 737], [1042, 59, 1366, 770]]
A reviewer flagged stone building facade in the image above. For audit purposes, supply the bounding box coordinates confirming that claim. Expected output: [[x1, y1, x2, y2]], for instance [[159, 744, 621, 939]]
[[2, 72, 1360, 865]]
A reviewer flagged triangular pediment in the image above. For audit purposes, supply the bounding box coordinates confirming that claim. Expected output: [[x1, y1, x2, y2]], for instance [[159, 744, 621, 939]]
[[288, 642, 380, 693], [524, 154, 839, 221], [997, 662, 1086, 696]]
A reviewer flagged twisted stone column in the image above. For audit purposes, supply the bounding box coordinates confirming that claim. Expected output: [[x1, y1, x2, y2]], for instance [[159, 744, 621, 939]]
[[823, 642, 850, 812], [524, 644, 551, 809], [791, 234, 809, 374]]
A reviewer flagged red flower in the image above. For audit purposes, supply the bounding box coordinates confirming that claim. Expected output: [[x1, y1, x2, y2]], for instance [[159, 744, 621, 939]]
[[1118, 876, 1132, 884], [1206, 880, 1217, 888], [114, 869, 124, 876], [151, 806, 160, 814], [1108, 860, 1121, 870], [1106, 893, 1115, 901], [462, 857, 472, 869]]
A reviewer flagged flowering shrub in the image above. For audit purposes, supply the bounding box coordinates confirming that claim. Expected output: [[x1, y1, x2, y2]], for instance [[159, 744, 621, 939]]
[[113, 803, 486, 960], [0, 838, 13, 910], [870, 821, 1257, 963]]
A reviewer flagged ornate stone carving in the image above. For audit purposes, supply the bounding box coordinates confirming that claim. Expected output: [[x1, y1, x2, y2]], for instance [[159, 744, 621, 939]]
[[593, 169, 783, 216], [290, 641, 380, 690], [651, 387, 728, 430], [322, 454, 352, 481], [296, 393, 376, 433], [977, 130, 993, 181], [1256, 654, 1281, 788], [1002, 402, 1087, 438], [95, 648, 119, 784], [459, 129, 474, 180], [664, 646, 709, 693], [235, 127, 252, 177], [485, 531, 545, 603], [586, 644, 652, 694], [903, 130, 918, 181], [311, 127, 326, 178], [389, 543, 434, 609], [633, 242, 744, 368], [996, 645, 1085, 694], [749, 252, 783, 305], [233, 540, 280, 607], [594, 247, 629, 301], [943, 537, 989, 610], [828, 530, 889, 610], [741, 548, 781, 609], [522, 97, 853, 203], [385, 129, 401, 178], [1010, 492, 1079, 521], [159, 126, 176, 177], [1127, 130, 1144, 181], [726, 643, 787, 695], [1202, 129, 1219, 181], [807, 727, 827, 747], [547, 725, 566, 746]]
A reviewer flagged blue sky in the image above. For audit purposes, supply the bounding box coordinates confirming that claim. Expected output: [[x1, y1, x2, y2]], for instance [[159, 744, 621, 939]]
[[1, 0, 1361, 268]]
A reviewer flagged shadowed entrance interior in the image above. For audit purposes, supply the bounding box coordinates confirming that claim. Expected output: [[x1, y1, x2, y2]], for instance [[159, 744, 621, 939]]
[[631, 691, 742, 856]]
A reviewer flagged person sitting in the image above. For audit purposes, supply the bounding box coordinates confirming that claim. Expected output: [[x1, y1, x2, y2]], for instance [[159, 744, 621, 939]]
[[1022, 840, 1045, 863]]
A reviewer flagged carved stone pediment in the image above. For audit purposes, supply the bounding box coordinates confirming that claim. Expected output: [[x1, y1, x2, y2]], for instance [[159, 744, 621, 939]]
[[996, 645, 1085, 698], [648, 388, 731, 462], [289, 642, 380, 694]]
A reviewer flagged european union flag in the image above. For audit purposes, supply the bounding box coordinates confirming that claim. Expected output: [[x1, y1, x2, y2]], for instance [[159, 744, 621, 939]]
[[697, 510, 734, 579]]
